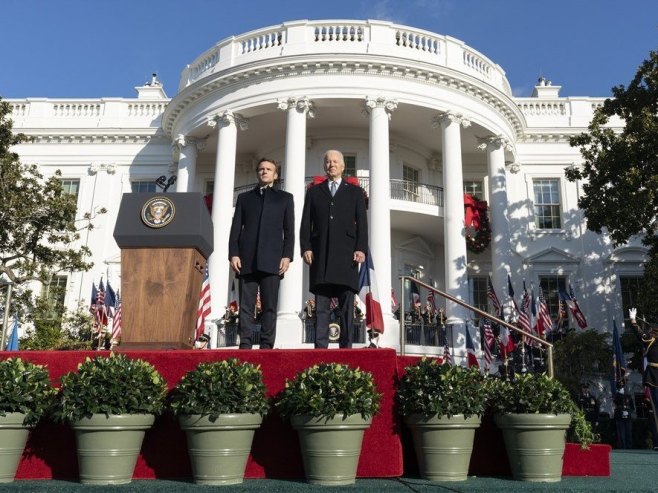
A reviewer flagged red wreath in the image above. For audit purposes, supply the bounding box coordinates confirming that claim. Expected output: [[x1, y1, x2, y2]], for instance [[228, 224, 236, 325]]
[[464, 193, 491, 254]]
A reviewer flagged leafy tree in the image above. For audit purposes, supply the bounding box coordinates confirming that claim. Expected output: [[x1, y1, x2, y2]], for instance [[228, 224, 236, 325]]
[[566, 51, 658, 319], [0, 97, 94, 314]]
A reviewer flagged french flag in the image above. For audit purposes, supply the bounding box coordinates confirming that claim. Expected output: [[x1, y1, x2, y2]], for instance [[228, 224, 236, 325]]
[[358, 250, 385, 334]]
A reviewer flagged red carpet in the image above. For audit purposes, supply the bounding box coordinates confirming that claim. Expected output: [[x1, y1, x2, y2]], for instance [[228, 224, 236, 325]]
[[2, 350, 609, 480]]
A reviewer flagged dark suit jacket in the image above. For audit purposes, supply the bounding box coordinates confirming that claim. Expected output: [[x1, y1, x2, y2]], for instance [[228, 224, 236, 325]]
[[300, 179, 368, 293], [228, 186, 294, 277]]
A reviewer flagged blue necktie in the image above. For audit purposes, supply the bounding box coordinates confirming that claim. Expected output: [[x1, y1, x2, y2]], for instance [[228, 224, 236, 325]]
[[330, 181, 337, 197]]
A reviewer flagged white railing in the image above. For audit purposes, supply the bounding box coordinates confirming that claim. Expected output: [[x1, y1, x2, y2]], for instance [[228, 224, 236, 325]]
[[180, 20, 509, 93], [52, 103, 102, 117], [517, 101, 566, 117]]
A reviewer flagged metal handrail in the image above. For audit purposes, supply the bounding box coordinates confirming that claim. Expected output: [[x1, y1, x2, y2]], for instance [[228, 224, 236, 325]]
[[399, 276, 554, 378]]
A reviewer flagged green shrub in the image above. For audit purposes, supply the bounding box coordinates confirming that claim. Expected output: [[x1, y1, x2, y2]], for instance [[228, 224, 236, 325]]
[[52, 353, 167, 422], [276, 363, 381, 420], [169, 359, 269, 421], [0, 358, 56, 426], [397, 358, 489, 418]]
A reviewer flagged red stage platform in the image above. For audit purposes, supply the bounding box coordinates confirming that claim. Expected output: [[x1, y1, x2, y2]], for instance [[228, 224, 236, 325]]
[[1, 349, 610, 480]]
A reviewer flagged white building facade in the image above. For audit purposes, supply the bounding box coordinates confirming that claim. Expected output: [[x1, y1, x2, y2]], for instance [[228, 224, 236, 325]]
[[8, 20, 645, 355]]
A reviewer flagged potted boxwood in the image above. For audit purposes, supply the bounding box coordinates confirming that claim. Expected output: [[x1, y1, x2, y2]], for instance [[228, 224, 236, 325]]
[[490, 373, 574, 482], [52, 353, 167, 485], [169, 358, 269, 485], [0, 358, 55, 483], [276, 363, 381, 486], [397, 358, 489, 481]]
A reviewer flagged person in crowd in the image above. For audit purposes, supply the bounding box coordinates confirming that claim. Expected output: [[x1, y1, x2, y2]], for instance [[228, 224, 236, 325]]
[[613, 379, 635, 449], [578, 382, 600, 433], [229, 158, 294, 349], [300, 150, 368, 348], [629, 308, 658, 449]]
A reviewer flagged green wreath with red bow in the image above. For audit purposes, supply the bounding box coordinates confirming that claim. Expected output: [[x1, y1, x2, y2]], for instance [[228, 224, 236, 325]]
[[464, 193, 491, 254]]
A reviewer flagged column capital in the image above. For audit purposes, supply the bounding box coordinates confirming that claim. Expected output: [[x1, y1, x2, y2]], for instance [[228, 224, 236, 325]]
[[88, 163, 116, 175], [277, 97, 315, 118], [506, 162, 522, 174], [172, 134, 201, 152], [432, 111, 471, 129], [476, 135, 513, 152], [364, 96, 397, 119], [209, 110, 249, 131]]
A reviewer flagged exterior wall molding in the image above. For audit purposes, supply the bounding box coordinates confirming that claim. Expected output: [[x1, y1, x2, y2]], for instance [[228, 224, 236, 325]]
[[24, 132, 168, 145], [163, 60, 523, 138]]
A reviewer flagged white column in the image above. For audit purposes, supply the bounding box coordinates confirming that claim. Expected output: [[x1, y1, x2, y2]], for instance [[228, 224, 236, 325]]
[[365, 96, 398, 348], [433, 112, 471, 325], [276, 97, 314, 347], [174, 135, 198, 193], [480, 136, 513, 297], [207, 111, 248, 347]]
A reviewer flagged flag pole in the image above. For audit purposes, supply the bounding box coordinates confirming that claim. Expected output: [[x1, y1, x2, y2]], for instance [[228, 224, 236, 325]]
[[399, 277, 406, 356], [1, 282, 13, 351]]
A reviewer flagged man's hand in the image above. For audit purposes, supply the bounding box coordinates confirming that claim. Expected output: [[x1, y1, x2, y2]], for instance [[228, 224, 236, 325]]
[[629, 307, 637, 323], [230, 256, 241, 274], [353, 250, 366, 264], [303, 250, 313, 265], [279, 257, 291, 275]]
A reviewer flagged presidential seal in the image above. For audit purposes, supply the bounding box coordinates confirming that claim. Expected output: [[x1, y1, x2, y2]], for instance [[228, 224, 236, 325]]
[[141, 196, 175, 228]]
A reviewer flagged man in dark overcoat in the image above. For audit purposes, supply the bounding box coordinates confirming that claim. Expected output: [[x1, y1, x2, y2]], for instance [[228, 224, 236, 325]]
[[229, 158, 294, 349], [300, 150, 368, 348]]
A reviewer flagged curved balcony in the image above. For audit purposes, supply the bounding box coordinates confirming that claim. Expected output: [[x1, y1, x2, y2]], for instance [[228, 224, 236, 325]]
[[179, 19, 511, 95], [231, 177, 443, 209]]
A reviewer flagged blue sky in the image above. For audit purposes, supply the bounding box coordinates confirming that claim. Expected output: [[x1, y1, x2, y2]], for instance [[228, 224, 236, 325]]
[[1, 0, 656, 99]]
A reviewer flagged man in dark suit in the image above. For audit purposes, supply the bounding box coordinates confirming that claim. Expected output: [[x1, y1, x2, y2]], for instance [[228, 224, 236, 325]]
[[300, 150, 368, 348], [229, 158, 294, 349]]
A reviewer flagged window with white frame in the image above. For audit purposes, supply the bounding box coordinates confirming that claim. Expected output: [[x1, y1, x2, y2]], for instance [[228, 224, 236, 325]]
[[60, 178, 80, 198], [539, 276, 567, 326], [131, 180, 158, 193], [470, 276, 488, 320], [620, 276, 643, 325], [40, 275, 67, 319], [533, 178, 562, 229], [402, 164, 419, 200], [463, 180, 484, 200]]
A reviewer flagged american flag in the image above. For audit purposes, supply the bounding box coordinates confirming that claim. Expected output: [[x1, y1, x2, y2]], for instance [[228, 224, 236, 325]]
[[487, 276, 501, 314], [537, 287, 553, 337], [111, 291, 122, 340], [518, 288, 532, 345], [329, 297, 339, 310], [95, 280, 108, 327], [391, 289, 399, 311], [567, 283, 588, 329], [482, 320, 494, 370], [195, 267, 211, 341], [442, 326, 452, 365], [556, 294, 568, 330], [427, 292, 437, 314]]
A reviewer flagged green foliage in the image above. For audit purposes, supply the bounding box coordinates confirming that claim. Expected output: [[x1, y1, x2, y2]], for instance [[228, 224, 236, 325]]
[[169, 359, 269, 421], [20, 299, 94, 350], [553, 329, 612, 398], [397, 358, 489, 418], [489, 373, 574, 415], [53, 353, 167, 422], [276, 363, 381, 420], [566, 51, 658, 246], [0, 357, 56, 427], [567, 51, 658, 318], [567, 407, 599, 449], [0, 97, 95, 313]]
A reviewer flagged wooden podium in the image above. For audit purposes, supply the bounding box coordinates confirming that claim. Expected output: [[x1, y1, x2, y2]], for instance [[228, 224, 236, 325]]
[[113, 193, 214, 349]]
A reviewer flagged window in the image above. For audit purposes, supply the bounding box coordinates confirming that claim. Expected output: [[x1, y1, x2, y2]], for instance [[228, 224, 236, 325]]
[[533, 179, 562, 229], [41, 275, 67, 319], [131, 180, 157, 193], [470, 276, 488, 320], [402, 165, 419, 200], [463, 180, 483, 200], [620, 276, 643, 324], [343, 154, 356, 177], [206, 181, 214, 194], [539, 276, 567, 326], [60, 179, 80, 198], [403, 264, 423, 311]]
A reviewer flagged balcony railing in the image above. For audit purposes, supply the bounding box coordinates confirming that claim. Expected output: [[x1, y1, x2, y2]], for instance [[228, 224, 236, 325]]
[[231, 177, 443, 208]]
